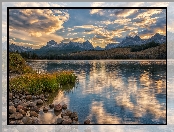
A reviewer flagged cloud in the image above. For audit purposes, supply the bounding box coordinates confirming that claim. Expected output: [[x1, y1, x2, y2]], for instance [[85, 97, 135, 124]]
[[9, 29, 63, 49], [62, 37, 85, 43], [74, 25, 97, 29], [9, 9, 69, 37], [90, 9, 103, 15], [114, 9, 138, 18]]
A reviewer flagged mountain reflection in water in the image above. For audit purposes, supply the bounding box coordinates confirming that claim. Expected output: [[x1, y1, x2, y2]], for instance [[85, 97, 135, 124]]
[[28, 60, 166, 124]]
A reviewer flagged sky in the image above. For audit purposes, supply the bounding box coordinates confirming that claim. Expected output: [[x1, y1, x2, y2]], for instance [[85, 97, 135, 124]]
[[8, 7, 166, 49]]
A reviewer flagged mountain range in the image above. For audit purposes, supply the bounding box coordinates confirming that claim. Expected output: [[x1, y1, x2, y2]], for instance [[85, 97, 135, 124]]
[[9, 33, 166, 55]]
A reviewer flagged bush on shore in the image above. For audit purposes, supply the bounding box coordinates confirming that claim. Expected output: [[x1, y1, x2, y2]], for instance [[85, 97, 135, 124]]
[[9, 71, 77, 94], [9, 52, 77, 94], [9, 52, 35, 74]]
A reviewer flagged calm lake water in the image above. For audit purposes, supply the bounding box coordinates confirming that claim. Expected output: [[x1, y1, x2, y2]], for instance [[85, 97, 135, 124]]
[[27, 60, 166, 124]]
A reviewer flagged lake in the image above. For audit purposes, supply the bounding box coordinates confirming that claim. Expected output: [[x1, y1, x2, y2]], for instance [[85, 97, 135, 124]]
[[27, 60, 166, 124]]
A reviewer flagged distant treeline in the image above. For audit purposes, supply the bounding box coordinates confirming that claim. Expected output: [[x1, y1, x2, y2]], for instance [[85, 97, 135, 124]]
[[12, 41, 166, 60]]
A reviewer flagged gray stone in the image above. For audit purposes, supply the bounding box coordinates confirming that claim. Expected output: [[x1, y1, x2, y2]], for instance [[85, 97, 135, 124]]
[[32, 117, 40, 124], [62, 118, 72, 124], [9, 106, 16, 114], [9, 114, 15, 119], [36, 99, 43, 105], [30, 111, 38, 117], [84, 119, 90, 124], [22, 116, 32, 124], [9, 93, 12, 100], [54, 104, 62, 111], [49, 104, 54, 109], [57, 118, 63, 124], [16, 105, 24, 112], [15, 113, 23, 120], [43, 107, 48, 113], [62, 104, 67, 110]]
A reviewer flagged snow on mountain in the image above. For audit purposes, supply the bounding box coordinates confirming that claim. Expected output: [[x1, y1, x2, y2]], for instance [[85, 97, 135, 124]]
[[105, 43, 119, 50], [113, 33, 166, 48], [94, 46, 104, 50], [9, 43, 33, 52]]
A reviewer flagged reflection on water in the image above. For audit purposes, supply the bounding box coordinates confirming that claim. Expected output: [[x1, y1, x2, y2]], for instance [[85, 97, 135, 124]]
[[28, 60, 166, 124]]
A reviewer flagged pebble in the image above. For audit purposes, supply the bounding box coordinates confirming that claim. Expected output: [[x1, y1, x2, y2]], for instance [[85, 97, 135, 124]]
[[54, 104, 62, 111], [15, 113, 23, 120], [49, 104, 54, 109], [62, 104, 67, 110], [30, 111, 38, 117], [57, 118, 63, 124], [84, 119, 90, 124], [32, 117, 40, 124], [9, 106, 16, 114], [16, 105, 24, 112], [36, 99, 43, 105], [22, 116, 32, 124], [9, 114, 15, 119], [9, 93, 12, 100], [43, 107, 48, 113]]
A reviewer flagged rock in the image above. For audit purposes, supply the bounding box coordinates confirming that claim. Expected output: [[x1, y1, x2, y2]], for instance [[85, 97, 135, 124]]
[[16, 120, 24, 124], [74, 116, 78, 121], [43, 107, 48, 113], [62, 104, 67, 110], [19, 93, 23, 98], [29, 102, 35, 107], [9, 106, 16, 114], [22, 106, 28, 112], [36, 95, 40, 99], [36, 99, 43, 105], [13, 98, 19, 104], [32, 117, 40, 124], [19, 109, 26, 116], [72, 120, 79, 124], [26, 95, 32, 100], [16, 105, 24, 112], [30, 106, 40, 113], [62, 118, 72, 124], [9, 114, 15, 119], [15, 113, 23, 120], [9, 101, 14, 106], [49, 104, 54, 109], [30, 111, 38, 117], [40, 94, 45, 100], [65, 110, 72, 117], [9, 93, 12, 100], [62, 116, 70, 119], [54, 104, 62, 111], [9, 121, 16, 124], [57, 118, 63, 124], [61, 112, 66, 118], [14, 103, 18, 108], [32, 96, 37, 100], [54, 110, 61, 116], [84, 119, 90, 124], [22, 116, 32, 124], [26, 101, 31, 107], [44, 94, 49, 98], [18, 100, 24, 105], [20, 95, 26, 100], [70, 112, 78, 119]]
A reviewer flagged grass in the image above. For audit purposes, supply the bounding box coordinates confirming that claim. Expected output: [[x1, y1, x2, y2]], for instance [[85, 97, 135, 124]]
[[9, 52, 77, 94], [9, 71, 77, 94], [9, 52, 35, 74]]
